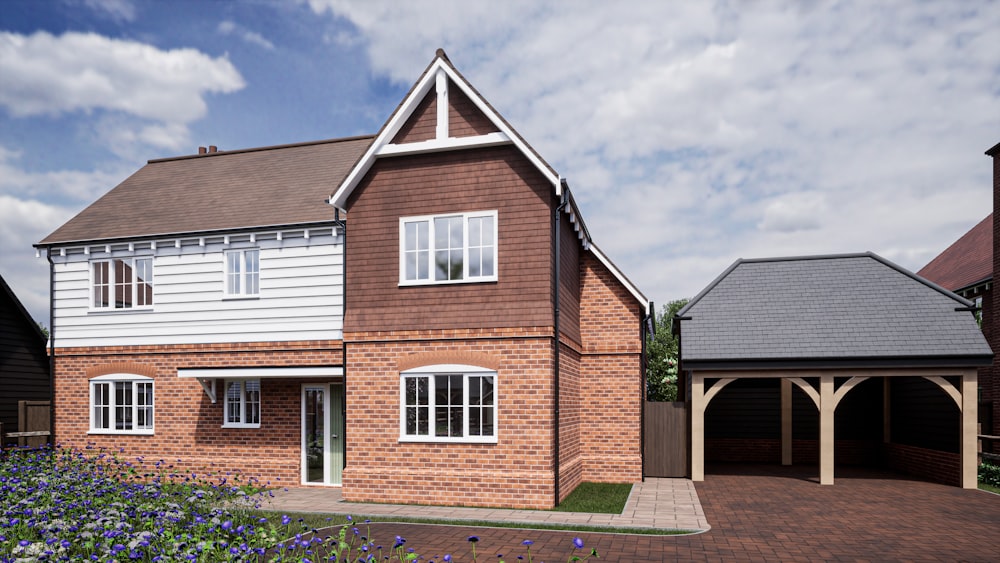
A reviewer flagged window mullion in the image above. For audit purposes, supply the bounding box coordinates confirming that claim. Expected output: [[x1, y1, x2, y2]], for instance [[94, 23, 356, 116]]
[[240, 380, 247, 423], [462, 214, 470, 280], [427, 220, 435, 281], [131, 381, 139, 430], [130, 258, 138, 309], [463, 374, 471, 437]]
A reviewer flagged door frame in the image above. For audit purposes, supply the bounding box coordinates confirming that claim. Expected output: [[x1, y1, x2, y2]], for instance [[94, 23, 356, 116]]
[[300, 383, 344, 486]]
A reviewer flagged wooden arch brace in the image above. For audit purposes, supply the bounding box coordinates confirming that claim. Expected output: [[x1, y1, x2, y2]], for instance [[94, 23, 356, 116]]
[[921, 376, 962, 409], [788, 375, 870, 411]]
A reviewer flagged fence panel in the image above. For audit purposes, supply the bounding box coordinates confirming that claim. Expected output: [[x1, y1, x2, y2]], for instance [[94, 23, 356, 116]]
[[16, 400, 51, 447], [644, 401, 688, 477]]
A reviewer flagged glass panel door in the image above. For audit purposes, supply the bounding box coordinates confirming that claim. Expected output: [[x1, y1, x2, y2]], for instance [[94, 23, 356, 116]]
[[303, 387, 325, 484], [302, 384, 345, 485]]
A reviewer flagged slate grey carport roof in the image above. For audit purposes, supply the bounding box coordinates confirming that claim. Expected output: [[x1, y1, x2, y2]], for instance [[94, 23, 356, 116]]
[[676, 252, 993, 370]]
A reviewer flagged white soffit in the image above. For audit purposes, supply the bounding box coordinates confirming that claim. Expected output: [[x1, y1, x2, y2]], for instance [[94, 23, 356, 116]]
[[177, 367, 344, 379]]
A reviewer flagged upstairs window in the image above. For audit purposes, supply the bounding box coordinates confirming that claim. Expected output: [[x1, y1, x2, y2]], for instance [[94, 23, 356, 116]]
[[400, 365, 497, 443], [223, 379, 261, 428], [225, 249, 260, 297], [90, 374, 154, 434], [399, 211, 497, 285], [92, 258, 153, 310]]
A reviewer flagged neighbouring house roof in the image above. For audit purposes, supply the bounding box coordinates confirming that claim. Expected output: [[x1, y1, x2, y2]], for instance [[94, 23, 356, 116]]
[[917, 214, 993, 293], [0, 274, 47, 344], [677, 252, 992, 370], [37, 136, 373, 246]]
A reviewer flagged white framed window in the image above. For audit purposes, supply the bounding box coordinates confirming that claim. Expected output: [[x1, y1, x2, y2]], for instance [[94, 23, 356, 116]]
[[92, 257, 153, 310], [223, 379, 261, 428], [399, 364, 497, 443], [89, 374, 154, 435], [225, 249, 260, 297], [399, 211, 497, 285]]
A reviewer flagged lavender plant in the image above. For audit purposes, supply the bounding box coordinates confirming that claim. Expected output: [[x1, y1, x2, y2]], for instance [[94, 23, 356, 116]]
[[2, 447, 601, 562]]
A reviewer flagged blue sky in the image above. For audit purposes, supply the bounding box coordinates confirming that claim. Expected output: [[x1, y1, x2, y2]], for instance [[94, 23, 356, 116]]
[[1, 0, 999, 326]]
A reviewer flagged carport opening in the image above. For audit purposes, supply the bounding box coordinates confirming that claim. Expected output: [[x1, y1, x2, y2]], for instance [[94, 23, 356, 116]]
[[702, 376, 963, 484]]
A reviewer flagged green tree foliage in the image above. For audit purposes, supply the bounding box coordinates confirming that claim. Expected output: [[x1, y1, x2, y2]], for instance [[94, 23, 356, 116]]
[[646, 299, 689, 402]]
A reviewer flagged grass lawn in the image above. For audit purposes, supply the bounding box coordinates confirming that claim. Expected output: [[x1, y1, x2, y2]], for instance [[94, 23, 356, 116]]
[[980, 482, 1000, 494], [554, 482, 632, 513]]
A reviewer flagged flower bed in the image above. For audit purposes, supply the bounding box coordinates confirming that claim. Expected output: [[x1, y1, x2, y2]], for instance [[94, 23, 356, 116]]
[[1, 447, 601, 562]]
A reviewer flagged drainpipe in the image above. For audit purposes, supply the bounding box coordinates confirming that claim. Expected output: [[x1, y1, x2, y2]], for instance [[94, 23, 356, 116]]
[[46, 248, 56, 447], [553, 185, 568, 507], [334, 209, 347, 471]]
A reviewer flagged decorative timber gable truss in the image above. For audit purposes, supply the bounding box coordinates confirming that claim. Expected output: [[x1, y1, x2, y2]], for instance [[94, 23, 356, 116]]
[[328, 49, 649, 312]]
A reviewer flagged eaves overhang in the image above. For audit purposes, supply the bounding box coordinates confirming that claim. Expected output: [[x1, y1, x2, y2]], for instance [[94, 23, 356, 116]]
[[682, 354, 994, 372]]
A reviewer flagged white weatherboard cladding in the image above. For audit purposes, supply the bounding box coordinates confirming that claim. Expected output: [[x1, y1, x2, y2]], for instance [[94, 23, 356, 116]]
[[50, 232, 343, 347]]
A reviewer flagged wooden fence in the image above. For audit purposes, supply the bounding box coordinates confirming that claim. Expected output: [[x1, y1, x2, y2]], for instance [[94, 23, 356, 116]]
[[644, 401, 688, 477], [1, 400, 51, 448]]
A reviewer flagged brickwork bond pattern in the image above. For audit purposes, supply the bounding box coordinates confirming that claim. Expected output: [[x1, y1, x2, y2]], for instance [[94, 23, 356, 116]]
[[53, 340, 343, 486], [342, 332, 557, 509]]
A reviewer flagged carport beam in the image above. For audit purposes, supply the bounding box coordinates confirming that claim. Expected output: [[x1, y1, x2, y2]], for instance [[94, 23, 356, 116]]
[[781, 379, 792, 466], [961, 371, 977, 489], [691, 375, 705, 481], [819, 374, 835, 485]]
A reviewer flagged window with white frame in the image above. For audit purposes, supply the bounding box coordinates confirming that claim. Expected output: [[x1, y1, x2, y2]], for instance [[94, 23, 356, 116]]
[[90, 374, 154, 434], [223, 379, 261, 428], [399, 211, 497, 285], [225, 249, 260, 297], [92, 257, 153, 309], [400, 365, 496, 442]]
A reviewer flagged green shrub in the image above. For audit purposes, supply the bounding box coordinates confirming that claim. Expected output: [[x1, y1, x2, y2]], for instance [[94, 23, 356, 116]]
[[979, 462, 1000, 487]]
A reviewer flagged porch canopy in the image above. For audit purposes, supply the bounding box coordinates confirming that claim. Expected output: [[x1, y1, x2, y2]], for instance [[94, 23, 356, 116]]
[[675, 253, 992, 488]]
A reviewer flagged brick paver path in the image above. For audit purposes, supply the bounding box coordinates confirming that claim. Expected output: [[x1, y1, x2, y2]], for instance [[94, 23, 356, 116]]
[[325, 466, 1000, 562]]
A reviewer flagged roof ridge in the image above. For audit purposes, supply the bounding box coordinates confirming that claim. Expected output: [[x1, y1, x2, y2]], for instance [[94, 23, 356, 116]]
[[147, 135, 376, 164]]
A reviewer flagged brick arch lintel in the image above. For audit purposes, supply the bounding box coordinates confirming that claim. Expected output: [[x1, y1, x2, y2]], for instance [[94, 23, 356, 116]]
[[397, 351, 500, 373], [86, 361, 157, 379]]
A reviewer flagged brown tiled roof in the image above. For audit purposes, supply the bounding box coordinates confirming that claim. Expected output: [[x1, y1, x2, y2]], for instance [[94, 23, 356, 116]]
[[917, 213, 993, 291], [38, 136, 374, 245]]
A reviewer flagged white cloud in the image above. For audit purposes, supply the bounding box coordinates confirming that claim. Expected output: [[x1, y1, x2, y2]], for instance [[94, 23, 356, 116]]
[[0, 30, 245, 126], [758, 193, 827, 233], [217, 20, 276, 51], [0, 195, 76, 325], [311, 0, 1000, 308], [73, 0, 137, 22], [0, 146, 132, 203]]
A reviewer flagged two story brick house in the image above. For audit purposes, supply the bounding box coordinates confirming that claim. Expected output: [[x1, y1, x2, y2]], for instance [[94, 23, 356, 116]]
[[35, 50, 649, 509]]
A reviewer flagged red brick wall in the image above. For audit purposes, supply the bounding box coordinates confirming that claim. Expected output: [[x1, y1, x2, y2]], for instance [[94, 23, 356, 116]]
[[52, 341, 342, 486], [578, 252, 644, 483], [557, 341, 583, 502], [342, 329, 558, 509], [883, 442, 960, 486]]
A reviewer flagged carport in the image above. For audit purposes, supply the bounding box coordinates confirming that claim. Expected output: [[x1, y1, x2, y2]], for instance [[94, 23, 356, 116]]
[[675, 253, 992, 488]]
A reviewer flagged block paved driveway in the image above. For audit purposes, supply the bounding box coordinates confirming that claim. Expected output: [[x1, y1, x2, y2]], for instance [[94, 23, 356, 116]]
[[353, 465, 1000, 562]]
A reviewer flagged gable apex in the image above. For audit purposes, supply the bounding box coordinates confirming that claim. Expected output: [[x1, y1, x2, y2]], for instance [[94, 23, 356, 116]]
[[328, 51, 561, 210]]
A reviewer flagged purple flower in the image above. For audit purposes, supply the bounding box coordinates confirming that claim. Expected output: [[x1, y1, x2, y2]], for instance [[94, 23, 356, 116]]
[[467, 536, 480, 543], [443, 556, 452, 562], [221, 520, 232, 530], [281, 515, 292, 526], [573, 537, 585, 549], [522, 540, 533, 546]]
